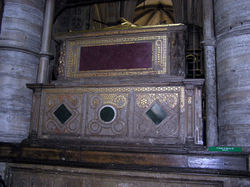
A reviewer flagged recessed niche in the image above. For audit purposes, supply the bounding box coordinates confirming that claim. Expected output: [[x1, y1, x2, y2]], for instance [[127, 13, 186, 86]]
[[99, 105, 116, 123], [146, 103, 167, 125]]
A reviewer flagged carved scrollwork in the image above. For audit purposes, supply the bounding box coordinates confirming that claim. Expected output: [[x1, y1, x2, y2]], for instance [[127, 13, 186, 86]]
[[46, 120, 57, 131], [113, 95, 127, 108], [111, 121, 126, 135], [88, 120, 102, 135], [90, 95, 102, 109]]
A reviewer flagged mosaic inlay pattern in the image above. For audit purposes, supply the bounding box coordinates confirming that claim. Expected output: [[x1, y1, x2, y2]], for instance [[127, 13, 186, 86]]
[[42, 94, 82, 135], [86, 93, 129, 137], [37, 85, 199, 145], [134, 92, 180, 139]]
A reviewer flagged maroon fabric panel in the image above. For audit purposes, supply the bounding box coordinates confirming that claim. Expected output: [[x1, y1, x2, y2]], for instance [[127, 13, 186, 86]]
[[79, 42, 152, 71]]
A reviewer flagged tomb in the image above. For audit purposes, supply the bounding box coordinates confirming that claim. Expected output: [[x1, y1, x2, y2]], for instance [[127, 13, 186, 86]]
[[1, 1, 250, 186], [1, 17, 249, 187], [27, 24, 204, 150]]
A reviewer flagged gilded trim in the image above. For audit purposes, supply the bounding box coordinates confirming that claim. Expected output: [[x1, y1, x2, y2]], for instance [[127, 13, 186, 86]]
[[44, 86, 182, 94], [66, 35, 168, 78]]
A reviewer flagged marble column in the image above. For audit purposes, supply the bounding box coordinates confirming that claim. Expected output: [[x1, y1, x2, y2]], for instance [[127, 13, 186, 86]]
[[202, 0, 218, 146], [215, 0, 250, 148], [37, 0, 55, 83], [0, 0, 45, 142]]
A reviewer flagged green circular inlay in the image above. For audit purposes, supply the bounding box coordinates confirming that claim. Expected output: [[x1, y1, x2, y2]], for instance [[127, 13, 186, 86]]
[[100, 106, 115, 123]]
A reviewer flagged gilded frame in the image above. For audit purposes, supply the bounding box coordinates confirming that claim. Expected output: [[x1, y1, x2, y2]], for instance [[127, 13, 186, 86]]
[[65, 34, 169, 78]]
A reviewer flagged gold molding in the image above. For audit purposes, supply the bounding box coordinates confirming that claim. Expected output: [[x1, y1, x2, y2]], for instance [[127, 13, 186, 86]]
[[180, 87, 185, 111], [95, 93, 128, 109], [58, 42, 66, 78], [44, 86, 182, 94], [136, 93, 178, 109], [43, 86, 185, 111]]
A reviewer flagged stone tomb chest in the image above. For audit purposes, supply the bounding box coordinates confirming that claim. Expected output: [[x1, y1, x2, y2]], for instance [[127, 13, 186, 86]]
[[28, 24, 204, 149]]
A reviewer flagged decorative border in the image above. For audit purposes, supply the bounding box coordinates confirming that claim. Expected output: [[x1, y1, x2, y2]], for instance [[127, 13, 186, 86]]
[[66, 35, 168, 78], [43, 86, 185, 111]]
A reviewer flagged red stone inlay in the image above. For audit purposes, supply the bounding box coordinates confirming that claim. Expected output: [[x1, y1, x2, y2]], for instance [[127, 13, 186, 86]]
[[79, 42, 152, 71]]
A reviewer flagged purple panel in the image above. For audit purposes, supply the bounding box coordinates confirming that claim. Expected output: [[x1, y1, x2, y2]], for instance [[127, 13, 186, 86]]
[[79, 42, 152, 71]]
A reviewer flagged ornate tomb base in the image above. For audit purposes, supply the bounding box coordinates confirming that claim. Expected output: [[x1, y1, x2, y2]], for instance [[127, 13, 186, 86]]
[[26, 24, 204, 149]]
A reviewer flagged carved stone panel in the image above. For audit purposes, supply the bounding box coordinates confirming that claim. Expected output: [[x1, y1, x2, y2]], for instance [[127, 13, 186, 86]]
[[133, 87, 185, 144], [41, 93, 82, 136], [85, 93, 129, 137]]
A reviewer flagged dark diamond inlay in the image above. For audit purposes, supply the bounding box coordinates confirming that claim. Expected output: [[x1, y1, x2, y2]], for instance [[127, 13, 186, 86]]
[[146, 103, 167, 125], [54, 104, 72, 124]]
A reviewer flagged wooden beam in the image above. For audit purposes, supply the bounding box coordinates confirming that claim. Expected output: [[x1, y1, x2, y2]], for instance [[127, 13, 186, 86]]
[[0, 143, 249, 176]]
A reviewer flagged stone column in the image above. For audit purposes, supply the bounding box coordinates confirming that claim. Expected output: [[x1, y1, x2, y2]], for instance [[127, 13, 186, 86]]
[[202, 0, 218, 146], [0, 162, 6, 182], [215, 0, 250, 148], [0, 0, 45, 142], [37, 0, 55, 83]]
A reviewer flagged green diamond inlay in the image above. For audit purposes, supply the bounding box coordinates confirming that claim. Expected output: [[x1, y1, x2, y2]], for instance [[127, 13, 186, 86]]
[[54, 104, 72, 124], [146, 103, 167, 125]]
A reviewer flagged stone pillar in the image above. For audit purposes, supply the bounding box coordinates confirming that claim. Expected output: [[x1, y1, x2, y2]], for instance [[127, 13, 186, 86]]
[[37, 0, 55, 83], [202, 0, 218, 146], [0, 0, 45, 142], [215, 0, 250, 147]]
